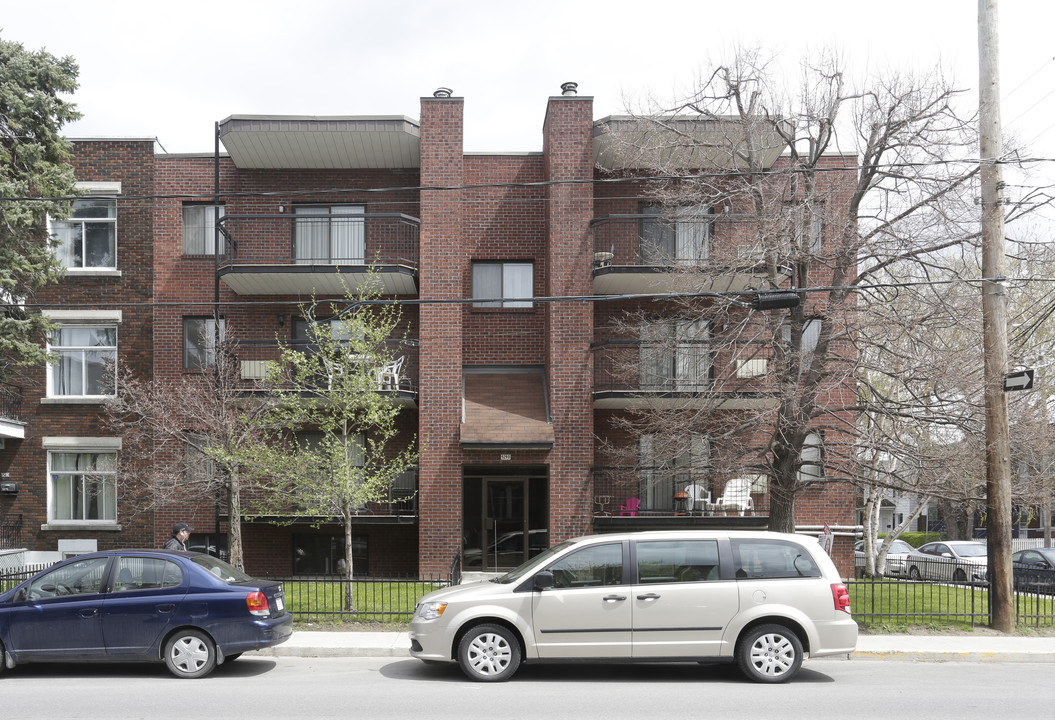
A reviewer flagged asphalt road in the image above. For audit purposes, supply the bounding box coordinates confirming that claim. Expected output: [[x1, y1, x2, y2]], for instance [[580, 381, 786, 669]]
[[2, 656, 1043, 719]]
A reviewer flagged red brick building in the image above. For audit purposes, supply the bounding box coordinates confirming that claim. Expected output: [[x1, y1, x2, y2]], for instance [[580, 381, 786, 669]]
[[0, 86, 858, 576]]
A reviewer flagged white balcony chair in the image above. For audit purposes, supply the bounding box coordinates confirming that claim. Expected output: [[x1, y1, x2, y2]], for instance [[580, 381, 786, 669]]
[[376, 355, 405, 391], [715, 477, 754, 516], [684, 483, 712, 515]]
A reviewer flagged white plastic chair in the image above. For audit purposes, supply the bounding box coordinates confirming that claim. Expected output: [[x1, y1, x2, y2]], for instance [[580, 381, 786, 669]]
[[715, 477, 754, 515], [684, 483, 712, 515], [375, 355, 404, 390]]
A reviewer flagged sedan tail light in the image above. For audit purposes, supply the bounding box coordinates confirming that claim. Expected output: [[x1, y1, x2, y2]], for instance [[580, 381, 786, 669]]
[[831, 583, 852, 614], [247, 591, 271, 617]]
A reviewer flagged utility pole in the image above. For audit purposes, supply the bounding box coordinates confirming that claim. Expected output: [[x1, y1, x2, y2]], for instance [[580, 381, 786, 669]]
[[978, 0, 1014, 632]]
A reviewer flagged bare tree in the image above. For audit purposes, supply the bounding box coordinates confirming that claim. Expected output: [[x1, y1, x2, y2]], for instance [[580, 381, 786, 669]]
[[602, 47, 982, 532], [105, 332, 279, 570]]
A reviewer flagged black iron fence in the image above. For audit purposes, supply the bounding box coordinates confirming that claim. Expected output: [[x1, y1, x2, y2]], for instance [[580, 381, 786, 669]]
[[0, 383, 23, 422], [271, 574, 451, 624]]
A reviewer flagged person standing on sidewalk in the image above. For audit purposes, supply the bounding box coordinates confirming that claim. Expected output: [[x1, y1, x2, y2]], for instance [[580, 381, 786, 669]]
[[164, 522, 193, 551]]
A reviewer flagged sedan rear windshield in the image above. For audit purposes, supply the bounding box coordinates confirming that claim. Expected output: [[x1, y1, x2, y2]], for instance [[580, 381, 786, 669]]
[[191, 555, 253, 583]]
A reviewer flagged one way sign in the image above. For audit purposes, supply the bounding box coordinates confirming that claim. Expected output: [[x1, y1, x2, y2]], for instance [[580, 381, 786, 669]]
[[1004, 369, 1035, 392]]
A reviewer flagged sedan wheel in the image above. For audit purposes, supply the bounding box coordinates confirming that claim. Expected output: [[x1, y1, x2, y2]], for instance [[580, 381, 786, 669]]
[[737, 624, 803, 683], [164, 630, 217, 679], [909, 566, 922, 581], [457, 623, 521, 682]]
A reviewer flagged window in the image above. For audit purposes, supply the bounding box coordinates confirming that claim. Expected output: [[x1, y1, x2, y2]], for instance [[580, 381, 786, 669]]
[[639, 203, 711, 265], [731, 538, 821, 579], [27, 556, 110, 598], [636, 539, 720, 584], [182, 204, 225, 255], [49, 450, 117, 522], [48, 325, 117, 397], [639, 434, 710, 511], [294, 205, 365, 264], [113, 557, 183, 592], [184, 436, 217, 485], [785, 202, 824, 254], [639, 318, 710, 390], [798, 432, 824, 481], [546, 542, 624, 588], [183, 317, 225, 369], [781, 318, 822, 357], [52, 198, 117, 269], [472, 262, 533, 308]]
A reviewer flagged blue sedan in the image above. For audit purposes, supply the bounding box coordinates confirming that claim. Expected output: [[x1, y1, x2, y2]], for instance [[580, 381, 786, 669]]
[[0, 549, 292, 678]]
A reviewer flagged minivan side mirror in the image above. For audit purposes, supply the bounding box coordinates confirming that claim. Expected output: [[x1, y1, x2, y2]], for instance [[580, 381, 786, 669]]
[[533, 571, 555, 590]]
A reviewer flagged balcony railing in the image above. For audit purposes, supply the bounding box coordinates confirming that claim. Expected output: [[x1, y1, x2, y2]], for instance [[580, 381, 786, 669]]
[[592, 467, 769, 519], [590, 213, 759, 268], [0, 384, 23, 423], [0, 514, 22, 550], [231, 338, 419, 399], [217, 213, 420, 268]]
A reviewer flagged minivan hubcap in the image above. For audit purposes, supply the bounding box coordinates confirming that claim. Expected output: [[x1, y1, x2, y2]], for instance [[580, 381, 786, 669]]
[[467, 633, 511, 675], [750, 633, 794, 676]]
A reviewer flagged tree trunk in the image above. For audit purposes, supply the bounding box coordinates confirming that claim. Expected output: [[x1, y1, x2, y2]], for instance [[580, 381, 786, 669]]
[[343, 503, 356, 612], [227, 470, 244, 570]]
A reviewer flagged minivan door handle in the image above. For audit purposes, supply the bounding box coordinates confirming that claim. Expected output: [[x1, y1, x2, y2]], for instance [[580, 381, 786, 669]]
[[602, 595, 627, 602], [637, 593, 661, 601]]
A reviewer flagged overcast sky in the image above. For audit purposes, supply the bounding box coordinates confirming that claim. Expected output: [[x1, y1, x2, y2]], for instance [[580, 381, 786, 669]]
[[4, 0, 1055, 202]]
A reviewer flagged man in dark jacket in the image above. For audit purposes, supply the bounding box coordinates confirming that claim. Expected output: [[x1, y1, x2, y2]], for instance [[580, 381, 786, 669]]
[[164, 522, 193, 551]]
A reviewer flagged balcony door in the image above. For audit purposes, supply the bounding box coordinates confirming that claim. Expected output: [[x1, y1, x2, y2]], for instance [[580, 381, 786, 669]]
[[294, 205, 365, 264]]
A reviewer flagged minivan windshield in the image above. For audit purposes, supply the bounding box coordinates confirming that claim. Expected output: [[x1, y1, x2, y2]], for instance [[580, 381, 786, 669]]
[[494, 540, 576, 583]]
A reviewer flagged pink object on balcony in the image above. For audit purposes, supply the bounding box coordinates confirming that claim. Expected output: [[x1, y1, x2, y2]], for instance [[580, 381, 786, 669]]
[[619, 498, 641, 516]]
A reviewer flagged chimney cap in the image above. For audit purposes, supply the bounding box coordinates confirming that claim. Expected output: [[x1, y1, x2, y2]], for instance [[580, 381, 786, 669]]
[[560, 82, 578, 96], [433, 87, 453, 98]]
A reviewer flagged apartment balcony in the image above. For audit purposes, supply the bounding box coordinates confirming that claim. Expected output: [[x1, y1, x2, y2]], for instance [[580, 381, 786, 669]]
[[591, 340, 776, 410], [233, 338, 419, 408], [216, 213, 419, 296], [590, 213, 770, 296], [0, 384, 25, 441], [591, 466, 768, 531]]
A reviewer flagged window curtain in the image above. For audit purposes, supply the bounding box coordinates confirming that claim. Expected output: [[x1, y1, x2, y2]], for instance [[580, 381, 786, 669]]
[[329, 205, 365, 263], [294, 206, 329, 263], [472, 264, 502, 307], [675, 319, 710, 390], [503, 263, 532, 307]]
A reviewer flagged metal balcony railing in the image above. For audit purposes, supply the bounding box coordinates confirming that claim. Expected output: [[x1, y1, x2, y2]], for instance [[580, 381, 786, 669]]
[[216, 213, 420, 269], [590, 213, 754, 268], [0, 384, 23, 423], [592, 467, 770, 518]]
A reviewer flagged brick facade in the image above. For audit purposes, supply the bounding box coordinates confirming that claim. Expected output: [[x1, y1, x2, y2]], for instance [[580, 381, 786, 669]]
[[0, 89, 860, 576]]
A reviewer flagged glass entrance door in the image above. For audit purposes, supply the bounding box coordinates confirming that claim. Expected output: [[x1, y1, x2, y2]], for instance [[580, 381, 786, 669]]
[[463, 472, 549, 572]]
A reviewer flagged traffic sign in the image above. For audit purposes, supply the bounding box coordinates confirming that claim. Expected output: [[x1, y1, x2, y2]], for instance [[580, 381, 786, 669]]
[[1003, 369, 1034, 392]]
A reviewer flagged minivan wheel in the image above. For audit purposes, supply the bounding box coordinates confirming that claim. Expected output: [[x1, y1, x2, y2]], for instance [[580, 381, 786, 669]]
[[737, 624, 803, 683], [164, 629, 216, 679], [457, 623, 521, 682]]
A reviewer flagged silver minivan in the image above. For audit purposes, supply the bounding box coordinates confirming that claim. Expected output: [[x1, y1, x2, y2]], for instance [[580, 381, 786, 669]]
[[410, 530, 857, 683]]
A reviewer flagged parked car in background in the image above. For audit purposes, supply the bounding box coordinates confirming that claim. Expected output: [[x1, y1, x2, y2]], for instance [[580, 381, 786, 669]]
[[1011, 547, 1055, 594], [0, 550, 292, 679], [411, 530, 857, 684], [854, 539, 915, 577], [904, 541, 988, 583]]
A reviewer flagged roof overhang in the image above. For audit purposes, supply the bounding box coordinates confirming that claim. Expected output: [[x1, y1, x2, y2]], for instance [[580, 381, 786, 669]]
[[593, 115, 789, 171], [218, 115, 421, 169]]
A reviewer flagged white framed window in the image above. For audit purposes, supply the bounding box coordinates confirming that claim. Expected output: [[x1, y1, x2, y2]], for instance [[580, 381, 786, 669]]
[[183, 317, 226, 369], [294, 205, 365, 264], [51, 198, 117, 269], [47, 324, 117, 398], [639, 203, 711, 265], [43, 437, 121, 527], [182, 204, 225, 255], [639, 318, 710, 391], [781, 318, 822, 356], [472, 262, 533, 308], [798, 432, 824, 481]]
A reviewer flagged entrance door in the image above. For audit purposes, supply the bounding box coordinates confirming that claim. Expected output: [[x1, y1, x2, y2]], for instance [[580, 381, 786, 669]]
[[463, 473, 548, 572]]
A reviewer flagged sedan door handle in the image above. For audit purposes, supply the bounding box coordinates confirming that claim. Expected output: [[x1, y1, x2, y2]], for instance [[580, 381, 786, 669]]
[[637, 593, 661, 601], [602, 595, 627, 602], [156, 604, 176, 614], [79, 608, 99, 618]]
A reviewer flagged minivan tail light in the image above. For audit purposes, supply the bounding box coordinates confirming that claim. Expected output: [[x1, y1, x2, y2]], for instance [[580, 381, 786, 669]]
[[831, 583, 851, 614], [247, 591, 270, 616]]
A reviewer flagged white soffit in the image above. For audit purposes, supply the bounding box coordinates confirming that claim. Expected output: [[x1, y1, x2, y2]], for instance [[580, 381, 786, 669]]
[[218, 115, 421, 169]]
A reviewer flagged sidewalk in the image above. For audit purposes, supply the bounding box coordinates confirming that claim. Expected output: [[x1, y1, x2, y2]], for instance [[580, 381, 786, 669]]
[[248, 631, 1055, 663]]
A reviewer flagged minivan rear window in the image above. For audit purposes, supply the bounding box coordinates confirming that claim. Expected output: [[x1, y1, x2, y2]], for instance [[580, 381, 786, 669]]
[[731, 539, 821, 579]]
